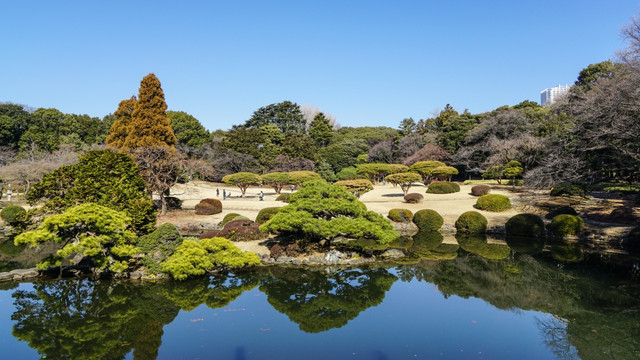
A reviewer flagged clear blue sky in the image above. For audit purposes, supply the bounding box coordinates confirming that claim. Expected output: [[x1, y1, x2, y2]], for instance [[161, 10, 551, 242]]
[[1, 1, 638, 131]]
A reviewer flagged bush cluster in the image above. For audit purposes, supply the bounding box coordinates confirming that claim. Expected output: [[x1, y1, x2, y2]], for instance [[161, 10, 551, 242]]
[[256, 207, 281, 224], [426, 181, 460, 194], [545, 205, 578, 219], [550, 183, 586, 196], [0, 205, 26, 226], [195, 198, 222, 215], [505, 213, 545, 237], [412, 209, 443, 231], [388, 209, 413, 223], [455, 211, 488, 234], [471, 185, 491, 196], [550, 214, 584, 237], [200, 219, 266, 242], [404, 193, 423, 203], [475, 194, 511, 212]]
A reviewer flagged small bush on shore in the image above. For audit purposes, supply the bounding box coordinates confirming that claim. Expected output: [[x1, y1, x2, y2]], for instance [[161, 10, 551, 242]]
[[550, 214, 584, 237], [412, 209, 443, 231], [505, 213, 545, 237], [455, 211, 488, 234], [475, 194, 511, 212], [388, 209, 413, 223]]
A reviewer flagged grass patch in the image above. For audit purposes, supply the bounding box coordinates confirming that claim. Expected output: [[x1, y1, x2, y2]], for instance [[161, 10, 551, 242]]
[[594, 182, 640, 195]]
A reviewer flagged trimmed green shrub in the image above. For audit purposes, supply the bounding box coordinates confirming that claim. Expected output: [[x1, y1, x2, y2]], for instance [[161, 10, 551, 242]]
[[455, 211, 488, 234], [0, 205, 26, 225], [475, 194, 511, 212], [505, 213, 545, 237], [550, 182, 586, 196], [412, 209, 443, 231], [275, 193, 291, 202], [471, 184, 491, 196], [426, 181, 460, 194], [221, 213, 242, 227], [256, 207, 281, 224], [136, 223, 183, 275], [550, 214, 584, 237], [388, 209, 413, 223], [195, 198, 222, 215], [404, 193, 423, 203], [545, 205, 578, 219]]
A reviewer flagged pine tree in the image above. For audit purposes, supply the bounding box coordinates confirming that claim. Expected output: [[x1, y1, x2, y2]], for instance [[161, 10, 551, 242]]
[[308, 112, 333, 147], [106, 96, 137, 149]]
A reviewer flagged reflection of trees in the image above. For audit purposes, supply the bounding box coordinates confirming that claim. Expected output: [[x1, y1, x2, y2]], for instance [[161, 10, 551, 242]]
[[10, 272, 262, 360], [456, 234, 510, 260], [260, 267, 397, 333], [399, 253, 640, 359]]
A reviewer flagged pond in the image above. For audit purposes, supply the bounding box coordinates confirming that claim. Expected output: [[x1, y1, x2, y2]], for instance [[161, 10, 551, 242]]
[[1, 243, 640, 360]]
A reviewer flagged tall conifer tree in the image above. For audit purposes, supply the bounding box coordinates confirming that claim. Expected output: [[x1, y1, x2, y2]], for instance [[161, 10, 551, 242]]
[[106, 96, 137, 149]]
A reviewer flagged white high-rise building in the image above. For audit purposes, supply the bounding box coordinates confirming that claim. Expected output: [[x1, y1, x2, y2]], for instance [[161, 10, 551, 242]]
[[540, 84, 570, 106]]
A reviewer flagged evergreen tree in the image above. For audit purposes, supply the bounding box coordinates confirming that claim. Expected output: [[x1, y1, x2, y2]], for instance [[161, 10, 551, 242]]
[[308, 112, 333, 147]]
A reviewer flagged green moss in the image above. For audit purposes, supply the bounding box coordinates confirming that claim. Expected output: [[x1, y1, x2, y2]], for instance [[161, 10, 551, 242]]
[[256, 207, 281, 224], [426, 181, 460, 194], [388, 209, 413, 223], [455, 211, 488, 234], [505, 213, 545, 237], [412, 209, 443, 231], [475, 194, 511, 212], [1, 205, 26, 225], [550, 214, 584, 237]]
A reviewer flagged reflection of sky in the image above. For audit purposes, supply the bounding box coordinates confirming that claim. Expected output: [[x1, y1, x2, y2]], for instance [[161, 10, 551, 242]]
[[157, 277, 568, 360], [0, 283, 40, 359]]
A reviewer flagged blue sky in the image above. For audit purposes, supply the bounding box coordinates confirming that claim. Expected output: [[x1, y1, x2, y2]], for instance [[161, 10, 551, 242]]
[[1, 1, 638, 131]]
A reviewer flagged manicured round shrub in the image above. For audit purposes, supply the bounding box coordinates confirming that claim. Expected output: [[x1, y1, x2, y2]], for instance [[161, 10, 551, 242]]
[[550, 183, 586, 196], [471, 184, 491, 196], [412, 209, 443, 231], [256, 207, 281, 224], [455, 211, 488, 234], [388, 209, 413, 223], [475, 194, 511, 212], [275, 193, 290, 202], [0, 205, 26, 226], [550, 214, 584, 237], [426, 181, 460, 194], [404, 193, 424, 203], [195, 198, 222, 215], [505, 213, 545, 237], [545, 205, 578, 219], [220, 213, 242, 227]]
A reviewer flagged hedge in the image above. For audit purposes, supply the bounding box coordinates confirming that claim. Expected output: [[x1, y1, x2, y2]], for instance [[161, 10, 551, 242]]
[[412, 209, 443, 231], [475, 194, 511, 212], [388, 209, 413, 223], [426, 181, 460, 194], [505, 213, 545, 237], [454, 211, 488, 234]]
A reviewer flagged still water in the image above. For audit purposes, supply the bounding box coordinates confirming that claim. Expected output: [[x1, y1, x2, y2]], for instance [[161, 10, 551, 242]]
[[1, 245, 639, 360]]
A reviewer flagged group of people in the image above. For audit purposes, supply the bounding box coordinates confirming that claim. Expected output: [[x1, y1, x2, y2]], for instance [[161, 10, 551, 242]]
[[215, 188, 265, 201]]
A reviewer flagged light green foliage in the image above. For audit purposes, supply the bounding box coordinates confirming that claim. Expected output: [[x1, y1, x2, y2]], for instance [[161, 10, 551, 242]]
[[475, 194, 511, 212], [26, 149, 156, 234], [334, 179, 374, 198], [550, 183, 586, 197], [426, 181, 460, 194], [14, 203, 138, 272], [409, 160, 447, 184], [412, 209, 444, 231], [260, 180, 397, 244], [261, 172, 290, 194], [505, 213, 545, 237], [550, 214, 584, 237], [385, 172, 422, 195], [504, 160, 523, 189], [388, 209, 413, 223], [222, 172, 262, 197], [336, 167, 360, 180], [0, 205, 26, 225], [162, 237, 260, 280], [455, 211, 488, 234], [287, 170, 321, 185], [167, 111, 210, 148], [575, 60, 616, 89]]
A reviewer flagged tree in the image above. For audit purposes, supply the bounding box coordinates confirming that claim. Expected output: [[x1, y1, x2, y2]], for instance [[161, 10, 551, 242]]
[[575, 60, 616, 89], [403, 144, 451, 165], [19, 108, 64, 152], [108, 73, 177, 151], [131, 147, 183, 215], [260, 180, 397, 244], [430, 166, 459, 181], [167, 111, 210, 148], [308, 112, 333, 147], [385, 172, 422, 195], [261, 172, 290, 194], [15, 203, 139, 273], [270, 154, 315, 172], [287, 170, 321, 186], [106, 96, 137, 149], [281, 133, 317, 160], [504, 160, 523, 190], [482, 165, 505, 184], [245, 101, 307, 135], [334, 179, 374, 198], [367, 140, 394, 163], [398, 118, 417, 136], [222, 172, 262, 197], [26, 149, 156, 234], [409, 160, 446, 184], [0, 103, 31, 149]]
